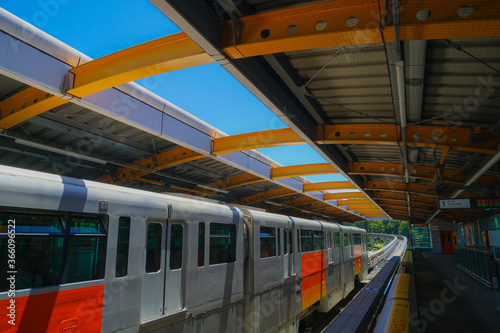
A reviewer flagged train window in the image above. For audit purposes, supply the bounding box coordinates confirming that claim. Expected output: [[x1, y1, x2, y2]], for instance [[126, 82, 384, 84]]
[[277, 229, 281, 256], [289, 230, 294, 254], [334, 232, 340, 248], [260, 227, 276, 258], [300, 230, 313, 252], [314, 231, 324, 251], [297, 230, 301, 252], [66, 236, 106, 283], [146, 223, 162, 273], [344, 234, 349, 246], [0, 212, 65, 234], [284, 230, 290, 254], [354, 233, 361, 245], [0, 211, 106, 291], [198, 222, 205, 267], [115, 217, 131, 278], [209, 223, 236, 265], [70, 215, 106, 234], [170, 224, 183, 270]]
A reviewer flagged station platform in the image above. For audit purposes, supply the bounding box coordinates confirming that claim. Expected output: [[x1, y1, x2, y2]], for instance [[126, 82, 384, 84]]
[[413, 251, 500, 333]]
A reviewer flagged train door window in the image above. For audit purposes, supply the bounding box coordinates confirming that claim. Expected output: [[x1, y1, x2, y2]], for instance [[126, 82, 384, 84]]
[[260, 227, 276, 258], [146, 223, 162, 273], [343, 233, 349, 247], [277, 228, 281, 256], [354, 233, 361, 245], [284, 230, 289, 254], [325, 232, 330, 249], [64, 215, 107, 284], [301, 230, 314, 252], [314, 231, 324, 251], [115, 217, 131, 278], [169, 224, 183, 270], [209, 223, 236, 265], [198, 222, 205, 267], [297, 230, 301, 252], [289, 230, 294, 254], [335, 232, 340, 248]]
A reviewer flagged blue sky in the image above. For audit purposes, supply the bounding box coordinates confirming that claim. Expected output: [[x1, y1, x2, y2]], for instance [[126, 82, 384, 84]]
[[2, 0, 348, 183]]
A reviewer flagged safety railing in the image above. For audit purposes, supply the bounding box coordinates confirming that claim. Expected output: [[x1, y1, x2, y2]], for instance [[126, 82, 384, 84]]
[[455, 246, 499, 289]]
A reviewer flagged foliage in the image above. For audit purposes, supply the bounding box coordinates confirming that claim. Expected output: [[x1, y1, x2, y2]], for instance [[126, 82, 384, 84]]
[[356, 220, 410, 238]]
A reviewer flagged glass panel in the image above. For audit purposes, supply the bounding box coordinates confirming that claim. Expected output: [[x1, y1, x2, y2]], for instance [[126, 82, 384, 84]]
[[354, 233, 361, 245], [289, 230, 294, 254], [115, 217, 131, 277], [314, 231, 324, 251], [0, 212, 64, 235], [198, 222, 205, 267], [70, 215, 106, 234], [260, 227, 276, 258], [170, 224, 183, 270], [301, 230, 313, 252], [209, 223, 236, 265], [285, 230, 290, 254], [146, 223, 162, 273], [344, 234, 349, 246], [0, 236, 64, 291], [277, 229, 281, 256], [66, 237, 106, 283], [335, 232, 340, 248]]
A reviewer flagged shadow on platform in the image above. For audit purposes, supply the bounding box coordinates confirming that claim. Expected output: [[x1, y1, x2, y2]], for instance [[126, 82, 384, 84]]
[[413, 251, 500, 333]]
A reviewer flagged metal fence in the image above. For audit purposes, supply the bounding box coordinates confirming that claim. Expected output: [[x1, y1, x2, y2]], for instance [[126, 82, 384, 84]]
[[455, 246, 499, 289]]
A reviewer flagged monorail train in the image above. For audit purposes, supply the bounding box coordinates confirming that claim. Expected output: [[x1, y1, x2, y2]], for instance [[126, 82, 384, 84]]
[[0, 165, 368, 333]]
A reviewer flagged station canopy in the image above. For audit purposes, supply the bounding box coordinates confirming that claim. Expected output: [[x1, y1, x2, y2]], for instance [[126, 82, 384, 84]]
[[1, 0, 499, 224]]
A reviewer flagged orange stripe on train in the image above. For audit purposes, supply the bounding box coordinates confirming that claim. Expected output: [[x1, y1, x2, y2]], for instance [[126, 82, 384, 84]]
[[0, 284, 104, 333], [301, 251, 326, 310]]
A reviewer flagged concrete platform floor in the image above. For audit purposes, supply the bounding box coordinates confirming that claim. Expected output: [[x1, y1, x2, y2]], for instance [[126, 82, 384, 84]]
[[413, 251, 500, 333]]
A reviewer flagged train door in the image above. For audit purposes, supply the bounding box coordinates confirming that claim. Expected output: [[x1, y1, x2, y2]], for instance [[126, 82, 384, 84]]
[[142, 219, 167, 321], [164, 220, 186, 314], [440, 230, 455, 254]]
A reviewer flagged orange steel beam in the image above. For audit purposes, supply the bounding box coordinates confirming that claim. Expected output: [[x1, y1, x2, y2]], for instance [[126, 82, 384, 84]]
[[371, 192, 438, 205], [100, 147, 204, 185], [347, 162, 499, 184], [0, 87, 68, 130], [272, 163, 338, 179], [212, 125, 498, 156], [380, 205, 430, 213], [208, 172, 265, 190], [304, 181, 356, 192], [236, 187, 296, 205], [222, 0, 500, 59], [317, 125, 498, 155], [346, 204, 381, 210], [377, 200, 435, 209], [324, 192, 366, 200], [67, 33, 214, 97], [310, 203, 335, 212], [335, 199, 373, 206], [364, 181, 438, 197], [212, 128, 304, 155]]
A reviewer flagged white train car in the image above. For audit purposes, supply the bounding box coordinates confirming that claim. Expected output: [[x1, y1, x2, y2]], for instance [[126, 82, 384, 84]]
[[0, 166, 368, 332]]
